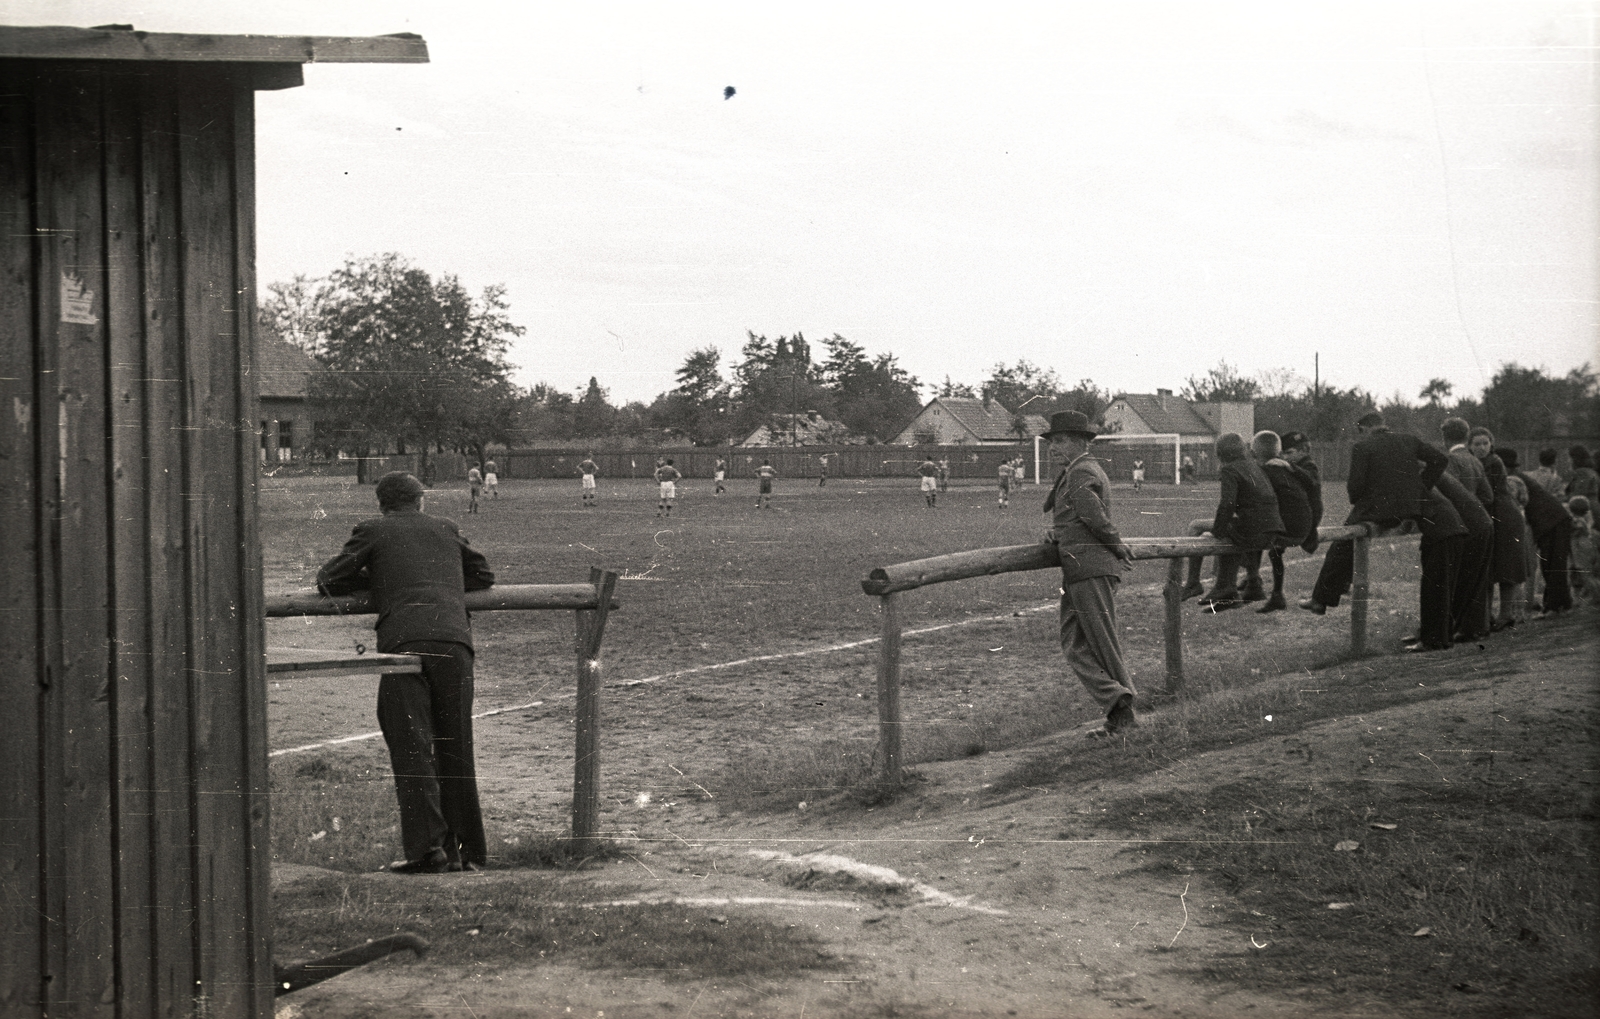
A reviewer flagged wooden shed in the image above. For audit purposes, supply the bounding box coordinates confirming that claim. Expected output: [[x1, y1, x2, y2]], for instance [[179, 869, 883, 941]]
[[0, 25, 426, 1018]]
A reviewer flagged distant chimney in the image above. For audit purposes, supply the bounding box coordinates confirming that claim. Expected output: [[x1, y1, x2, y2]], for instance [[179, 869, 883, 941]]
[[1156, 388, 1173, 397]]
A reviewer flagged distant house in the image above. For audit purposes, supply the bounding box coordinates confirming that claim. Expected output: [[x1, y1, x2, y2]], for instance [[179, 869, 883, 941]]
[[256, 331, 320, 463], [891, 397, 1046, 445], [741, 410, 855, 446], [1100, 389, 1253, 441]]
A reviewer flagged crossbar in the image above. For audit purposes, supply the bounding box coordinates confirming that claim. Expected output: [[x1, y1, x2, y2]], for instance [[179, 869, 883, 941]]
[[266, 583, 619, 616]]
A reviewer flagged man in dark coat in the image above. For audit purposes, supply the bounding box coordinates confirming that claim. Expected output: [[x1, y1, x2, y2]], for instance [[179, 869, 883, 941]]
[[1410, 475, 1469, 651], [318, 472, 496, 873], [1254, 430, 1321, 613], [1302, 411, 1449, 613], [1440, 418, 1494, 639], [1514, 462, 1576, 614], [1041, 411, 1138, 737]]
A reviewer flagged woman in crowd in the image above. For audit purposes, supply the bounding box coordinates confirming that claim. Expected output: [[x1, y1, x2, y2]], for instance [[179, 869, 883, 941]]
[[1496, 447, 1540, 617], [1465, 428, 1525, 630]]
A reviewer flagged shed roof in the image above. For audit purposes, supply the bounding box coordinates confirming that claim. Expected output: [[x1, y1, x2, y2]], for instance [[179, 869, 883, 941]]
[[1109, 393, 1215, 435], [0, 24, 428, 64]]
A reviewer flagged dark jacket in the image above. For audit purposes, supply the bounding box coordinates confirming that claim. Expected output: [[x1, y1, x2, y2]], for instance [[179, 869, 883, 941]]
[[1212, 457, 1285, 550], [1046, 453, 1125, 583], [1419, 486, 1467, 541], [1434, 470, 1493, 539], [1261, 459, 1319, 547], [1517, 470, 1573, 537], [1345, 429, 1450, 524], [317, 507, 495, 652]]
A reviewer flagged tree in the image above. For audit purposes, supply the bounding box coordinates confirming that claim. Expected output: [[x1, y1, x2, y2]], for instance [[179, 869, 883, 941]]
[[1419, 378, 1454, 406], [301, 253, 523, 475], [675, 346, 725, 404], [982, 360, 1062, 413], [659, 346, 735, 445], [730, 331, 833, 440], [937, 376, 976, 398], [819, 334, 922, 442], [1476, 362, 1598, 439], [259, 274, 326, 354], [1182, 360, 1261, 403], [572, 377, 617, 437]]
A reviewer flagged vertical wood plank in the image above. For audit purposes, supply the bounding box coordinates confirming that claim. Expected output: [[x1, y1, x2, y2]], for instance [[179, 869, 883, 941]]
[[138, 68, 200, 1016], [876, 593, 902, 789], [1162, 556, 1185, 693], [37, 62, 119, 1017], [230, 74, 274, 1018], [1351, 528, 1371, 657], [178, 69, 255, 1017], [572, 626, 601, 847], [102, 63, 156, 1017], [0, 61, 45, 1016]]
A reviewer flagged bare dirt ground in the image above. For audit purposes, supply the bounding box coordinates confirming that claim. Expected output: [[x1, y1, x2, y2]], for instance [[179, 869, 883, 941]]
[[273, 614, 1598, 1019]]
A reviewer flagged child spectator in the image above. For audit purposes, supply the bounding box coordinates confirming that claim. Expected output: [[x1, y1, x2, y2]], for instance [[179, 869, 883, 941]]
[[1567, 446, 1599, 503], [1184, 433, 1284, 612], [1528, 448, 1564, 500], [1253, 431, 1321, 613], [1568, 496, 1600, 605]]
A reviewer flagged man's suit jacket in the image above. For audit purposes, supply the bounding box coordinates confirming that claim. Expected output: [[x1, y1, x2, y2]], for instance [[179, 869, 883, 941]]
[[1212, 457, 1285, 550], [1445, 447, 1493, 509], [1345, 429, 1449, 524], [1046, 454, 1125, 584], [317, 508, 495, 653]]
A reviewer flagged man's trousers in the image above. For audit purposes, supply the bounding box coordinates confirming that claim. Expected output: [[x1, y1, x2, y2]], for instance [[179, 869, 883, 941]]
[[1418, 534, 1463, 649], [1059, 574, 1137, 712], [1535, 520, 1574, 613], [379, 640, 488, 867], [1451, 531, 1493, 640]]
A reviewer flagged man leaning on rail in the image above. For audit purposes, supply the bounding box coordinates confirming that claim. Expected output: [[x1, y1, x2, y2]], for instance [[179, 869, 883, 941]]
[[317, 471, 496, 874], [1300, 410, 1450, 615], [1040, 411, 1139, 738]]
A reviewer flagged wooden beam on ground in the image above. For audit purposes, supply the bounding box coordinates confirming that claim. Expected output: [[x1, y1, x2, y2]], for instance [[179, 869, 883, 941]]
[[265, 583, 621, 617]]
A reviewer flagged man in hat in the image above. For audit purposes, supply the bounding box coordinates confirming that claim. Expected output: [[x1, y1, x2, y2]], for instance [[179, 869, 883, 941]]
[[317, 472, 496, 874], [1301, 411, 1448, 614], [1041, 411, 1139, 737]]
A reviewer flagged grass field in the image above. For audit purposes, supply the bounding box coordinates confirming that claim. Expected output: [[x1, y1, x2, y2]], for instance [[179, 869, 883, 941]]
[[261, 473, 1425, 851]]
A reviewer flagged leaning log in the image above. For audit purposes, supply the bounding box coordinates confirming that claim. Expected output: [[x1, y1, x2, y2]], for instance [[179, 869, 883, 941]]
[[265, 583, 621, 617]]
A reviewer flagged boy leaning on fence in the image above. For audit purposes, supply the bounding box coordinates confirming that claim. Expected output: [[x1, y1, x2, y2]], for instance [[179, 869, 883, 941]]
[[1040, 411, 1138, 739]]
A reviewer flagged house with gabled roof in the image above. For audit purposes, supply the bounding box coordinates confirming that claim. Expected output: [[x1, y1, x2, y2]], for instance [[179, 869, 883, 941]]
[[890, 396, 1046, 445], [1100, 389, 1253, 440], [257, 331, 321, 463], [741, 410, 855, 446]]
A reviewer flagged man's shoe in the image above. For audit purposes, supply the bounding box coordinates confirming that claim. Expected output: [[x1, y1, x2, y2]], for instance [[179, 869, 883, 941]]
[[1179, 582, 1205, 601], [1203, 599, 1242, 613], [1256, 593, 1287, 613], [1406, 642, 1449, 654], [1402, 634, 1424, 647], [1106, 695, 1137, 734], [389, 848, 450, 874], [1298, 598, 1326, 615]]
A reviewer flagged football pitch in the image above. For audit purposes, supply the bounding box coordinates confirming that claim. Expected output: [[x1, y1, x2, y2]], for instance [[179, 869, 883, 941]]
[[262, 472, 1420, 863]]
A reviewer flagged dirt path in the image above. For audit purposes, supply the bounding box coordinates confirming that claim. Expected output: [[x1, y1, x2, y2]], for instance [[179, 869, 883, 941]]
[[276, 622, 1597, 1019]]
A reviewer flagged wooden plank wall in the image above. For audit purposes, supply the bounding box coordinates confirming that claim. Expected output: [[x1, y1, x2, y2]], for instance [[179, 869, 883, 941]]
[[0, 61, 271, 1019]]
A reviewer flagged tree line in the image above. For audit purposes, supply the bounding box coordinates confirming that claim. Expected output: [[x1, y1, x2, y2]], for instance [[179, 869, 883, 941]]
[[260, 255, 1599, 465]]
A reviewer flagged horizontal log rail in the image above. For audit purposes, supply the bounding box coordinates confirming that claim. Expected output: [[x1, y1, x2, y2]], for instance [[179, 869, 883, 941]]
[[861, 522, 1392, 790], [264, 573, 621, 850], [265, 583, 619, 617]]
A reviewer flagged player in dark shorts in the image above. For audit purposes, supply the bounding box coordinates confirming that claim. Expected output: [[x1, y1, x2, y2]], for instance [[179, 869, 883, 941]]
[[756, 459, 776, 509]]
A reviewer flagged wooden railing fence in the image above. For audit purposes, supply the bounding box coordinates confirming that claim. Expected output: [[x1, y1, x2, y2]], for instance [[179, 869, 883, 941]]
[[265, 570, 621, 849], [860, 523, 1388, 789]]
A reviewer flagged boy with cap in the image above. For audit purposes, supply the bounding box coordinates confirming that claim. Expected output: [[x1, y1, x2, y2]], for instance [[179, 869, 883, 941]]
[[1040, 411, 1138, 738], [317, 472, 496, 873]]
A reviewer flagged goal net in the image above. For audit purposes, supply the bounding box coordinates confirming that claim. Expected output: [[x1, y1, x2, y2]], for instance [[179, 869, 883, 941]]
[[1053, 432, 1182, 485]]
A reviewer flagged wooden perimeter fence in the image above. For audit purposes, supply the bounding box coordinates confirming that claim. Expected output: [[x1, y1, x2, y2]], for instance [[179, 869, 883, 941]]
[[265, 571, 620, 849], [859, 523, 1389, 789]]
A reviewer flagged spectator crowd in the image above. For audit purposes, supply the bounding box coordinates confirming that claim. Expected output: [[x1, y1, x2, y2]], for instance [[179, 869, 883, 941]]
[[1185, 412, 1598, 649]]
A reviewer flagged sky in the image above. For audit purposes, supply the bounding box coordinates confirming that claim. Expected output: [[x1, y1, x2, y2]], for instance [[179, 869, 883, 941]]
[[13, 1, 1600, 409]]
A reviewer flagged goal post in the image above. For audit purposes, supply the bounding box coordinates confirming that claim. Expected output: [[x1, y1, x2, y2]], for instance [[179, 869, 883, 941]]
[[1091, 432, 1182, 485]]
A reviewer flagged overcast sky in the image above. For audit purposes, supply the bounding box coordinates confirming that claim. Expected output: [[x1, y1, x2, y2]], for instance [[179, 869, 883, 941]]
[[16, 1, 1600, 408]]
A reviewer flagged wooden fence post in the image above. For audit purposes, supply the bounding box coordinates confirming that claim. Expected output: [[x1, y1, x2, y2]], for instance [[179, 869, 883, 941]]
[[572, 568, 618, 849], [1162, 557, 1185, 692], [1350, 527, 1370, 657], [876, 592, 903, 789]]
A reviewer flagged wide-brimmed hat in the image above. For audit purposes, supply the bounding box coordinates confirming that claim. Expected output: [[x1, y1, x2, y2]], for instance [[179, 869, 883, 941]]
[[1039, 410, 1099, 440]]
